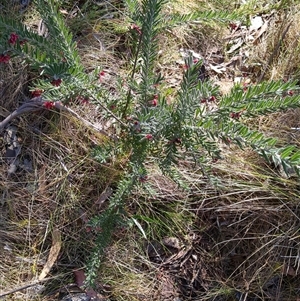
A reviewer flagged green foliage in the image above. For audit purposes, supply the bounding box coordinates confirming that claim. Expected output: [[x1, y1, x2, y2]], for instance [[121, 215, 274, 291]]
[[35, 0, 82, 68], [85, 207, 120, 286], [220, 80, 300, 115], [138, 0, 165, 103], [124, 0, 143, 24], [159, 10, 241, 29]]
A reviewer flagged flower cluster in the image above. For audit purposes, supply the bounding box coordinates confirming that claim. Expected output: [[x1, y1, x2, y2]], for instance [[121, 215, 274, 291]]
[[99, 70, 105, 83], [77, 95, 89, 105], [138, 175, 148, 183], [0, 54, 10, 63], [200, 95, 216, 104], [130, 24, 142, 35], [183, 59, 199, 70], [145, 134, 153, 140], [229, 22, 239, 31], [44, 101, 55, 109], [150, 94, 158, 106], [132, 120, 141, 133], [31, 89, 43, 97], [168, 137, 182, 145], [9, 33, 19, 45], [51, 78, 62, 86], [20, 39, 27, 46], [243, 83, 250, 92], [230, 111, 243, 119]]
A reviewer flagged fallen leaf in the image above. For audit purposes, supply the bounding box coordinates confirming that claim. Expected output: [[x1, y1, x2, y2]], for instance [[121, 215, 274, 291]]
[[226, 38, 244, 54], [162, 237, 181, 249], [282, 263, 297, 276], [224, 55, 242, 68], [95, 186, 113, 207], [74, 270, 98, 298], [38, 228, 61, 280], [209, 64, 226, 74], [249, 16, 263, 32], [253, 21, 269, 45], [74, 270, 86, 287]]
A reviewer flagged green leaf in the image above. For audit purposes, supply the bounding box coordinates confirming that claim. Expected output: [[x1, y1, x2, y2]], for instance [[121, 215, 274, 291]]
[[280, 145, 296, 159], [289, 151, 300, 163]]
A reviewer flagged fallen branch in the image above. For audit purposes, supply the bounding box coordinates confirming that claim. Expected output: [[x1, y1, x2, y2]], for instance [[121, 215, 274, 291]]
[[0, 97, 117, 140], [0, 267, 84, 298], [0, 279, 41, 298], [0, 97, 43, 132]]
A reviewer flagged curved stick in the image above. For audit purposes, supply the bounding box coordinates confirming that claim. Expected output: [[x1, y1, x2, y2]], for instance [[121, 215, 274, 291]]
[[0, 97, 44, 132], [0, 97, 116, 140]]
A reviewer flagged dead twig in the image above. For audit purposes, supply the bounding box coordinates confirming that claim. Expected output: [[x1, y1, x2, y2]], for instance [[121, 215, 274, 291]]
[[0, 97, 118, 140], [0, 279, 41, 298], [0, 97, 43, 132], [0, 275, 60, 299], [0, 266, 84, 299]]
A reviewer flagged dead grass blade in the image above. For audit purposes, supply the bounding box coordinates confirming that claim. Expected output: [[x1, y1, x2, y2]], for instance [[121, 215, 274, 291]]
[[38, 228, 61, 281]]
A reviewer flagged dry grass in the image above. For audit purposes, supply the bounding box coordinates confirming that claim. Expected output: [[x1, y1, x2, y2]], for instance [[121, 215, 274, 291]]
[[1, 0, 300, 300], [0, 65, 119, 299], [95, 155, 300, 300], [246, 3, 300, 82]]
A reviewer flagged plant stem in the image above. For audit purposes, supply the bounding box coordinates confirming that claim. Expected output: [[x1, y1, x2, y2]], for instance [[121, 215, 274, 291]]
[[122, 31, 143, 119]]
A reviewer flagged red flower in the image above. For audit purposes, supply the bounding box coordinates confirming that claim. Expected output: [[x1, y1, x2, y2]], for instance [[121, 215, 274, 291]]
[[209, 96, 216, 102], [133, 120, 141, 132], [51, 78, 62, 86], [99, 70, 105, 82], [150, 94, 158, 106], [169, 137, 182, 145], [81, 98, 89, 105], [230, 112, 242, 119], [130, 24, 142, 35], [139, 175, 148, 183], [44, 101, 55, 109], [110, 104, 116, 110], [0, 54, 10, 63], [222, 137, 231, 144], [200, 99, 207, 104], [229, 22, 238, 30], [20, 39, 27, 46], [243, 83, 249, 92], [31, 89, 43, 97], [174, 137, 181, 144], [145, 134, 153, 140], [193, 59, 199, 64], [288, 90, 294, 96], [8, 33, 18, 45], [76, 95, 89, 105]]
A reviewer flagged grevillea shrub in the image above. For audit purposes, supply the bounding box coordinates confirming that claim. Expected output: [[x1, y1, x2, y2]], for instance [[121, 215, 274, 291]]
[[2, 0, 300, 287]]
